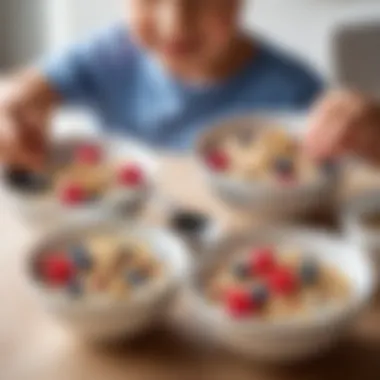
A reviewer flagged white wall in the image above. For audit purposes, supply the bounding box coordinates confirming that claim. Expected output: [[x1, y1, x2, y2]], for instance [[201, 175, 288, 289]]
[[3, 0, 380, 80], [1, 0, 47, 69], [44, 0, 380, 79], [248, 1, 380, 78]]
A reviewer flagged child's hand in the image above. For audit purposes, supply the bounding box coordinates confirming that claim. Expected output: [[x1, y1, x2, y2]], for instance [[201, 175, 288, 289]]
[[0, 70, 57, 170], [304, 90, 380, 165]]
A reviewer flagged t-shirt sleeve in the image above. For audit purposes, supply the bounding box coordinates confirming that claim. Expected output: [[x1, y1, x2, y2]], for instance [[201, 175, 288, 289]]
[[40, 25, 128, 106], [295, 72, 324, 109]]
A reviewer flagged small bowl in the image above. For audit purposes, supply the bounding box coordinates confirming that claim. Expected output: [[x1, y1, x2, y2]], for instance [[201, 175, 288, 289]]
[[196, 115, 339, 218], [184, 227, 373, 362], [1, 133, 158, 225], [343, 190, 380, 276], [26, 220, 190, 342]]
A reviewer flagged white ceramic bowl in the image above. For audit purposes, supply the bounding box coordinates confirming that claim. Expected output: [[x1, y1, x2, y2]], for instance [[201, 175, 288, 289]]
[[196, 115, 339, 217], [26, 220, 190, 342], [1, 133, 158, 226], [343, 190, 380, 276], [185, 227, 373, 362]]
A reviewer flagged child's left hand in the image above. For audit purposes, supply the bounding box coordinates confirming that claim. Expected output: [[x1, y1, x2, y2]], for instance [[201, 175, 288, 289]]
[[304, 90, 380, 165]]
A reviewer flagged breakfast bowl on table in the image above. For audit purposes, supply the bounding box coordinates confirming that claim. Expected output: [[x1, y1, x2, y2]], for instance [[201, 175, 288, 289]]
[[196, 116, 339, 218], [343, 190, 380, 276], [184, 227, 373, 362], [1, 133, 158, 224], [25, 219, 190, 342]]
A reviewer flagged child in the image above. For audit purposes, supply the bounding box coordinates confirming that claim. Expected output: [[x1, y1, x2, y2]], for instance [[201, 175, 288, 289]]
[[0, 0, 323, 169]]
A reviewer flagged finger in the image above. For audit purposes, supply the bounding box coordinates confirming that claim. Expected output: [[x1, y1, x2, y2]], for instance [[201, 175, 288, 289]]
[[0, 117, 45, 170], [353, 122, 380, 164], [305, 107, 350, 160]]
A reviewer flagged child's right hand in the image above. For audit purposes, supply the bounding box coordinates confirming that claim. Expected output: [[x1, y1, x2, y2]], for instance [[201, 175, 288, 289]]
[[304, 90, 380, 165], [0, 70, 58, 170]]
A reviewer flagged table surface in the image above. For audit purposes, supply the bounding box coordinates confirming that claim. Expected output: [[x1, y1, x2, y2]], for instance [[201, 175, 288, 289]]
[[2, 155, 380, 380]]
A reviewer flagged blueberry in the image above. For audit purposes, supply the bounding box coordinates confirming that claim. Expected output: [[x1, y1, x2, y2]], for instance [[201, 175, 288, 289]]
[[125, 270, 148, 287], [5, 168, 50, 193], [86, 192, 102, 203], [236, 129, 254, 146], [274, 157, 294, 175], [170, 211, 209, 234], [232, 262, 250, 279], [322, 160, 338, 177], [300, 259, 319, 285], [67, 278, 82, 297], [117, 247, 134, 263], [250, 284, 269, 306], [69, 245, 93, 271]]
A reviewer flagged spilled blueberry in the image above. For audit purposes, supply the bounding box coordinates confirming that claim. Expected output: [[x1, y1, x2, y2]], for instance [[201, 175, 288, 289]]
[[170, 211, 209, 234]]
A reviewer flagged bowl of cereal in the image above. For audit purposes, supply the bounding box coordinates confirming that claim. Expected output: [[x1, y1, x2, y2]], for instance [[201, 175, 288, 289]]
[[196, 116, 339, 217], [26, 220, 190, 342], [1, 133, 158, 224], [185, 227, 373, 362]]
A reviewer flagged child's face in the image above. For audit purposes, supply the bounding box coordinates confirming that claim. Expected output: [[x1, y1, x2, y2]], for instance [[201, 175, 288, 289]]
[[126, 0, 242, 77]]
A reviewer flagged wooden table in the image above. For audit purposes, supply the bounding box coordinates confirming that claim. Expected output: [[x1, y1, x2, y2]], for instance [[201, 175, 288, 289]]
[[2, 155, 380, 380]]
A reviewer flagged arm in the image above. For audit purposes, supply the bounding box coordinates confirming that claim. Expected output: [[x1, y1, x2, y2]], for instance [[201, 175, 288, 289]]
[[0, 25, 127, 169], [304, 90, 380, 165], [0, 68, 59, 169]]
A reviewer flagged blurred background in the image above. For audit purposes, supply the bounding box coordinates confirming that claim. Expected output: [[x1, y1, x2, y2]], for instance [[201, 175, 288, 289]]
[[1, 0, 380, 96], [1, 0, 379, 195]]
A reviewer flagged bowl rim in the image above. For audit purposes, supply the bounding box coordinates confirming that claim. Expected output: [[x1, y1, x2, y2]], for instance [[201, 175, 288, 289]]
[[25, 219, 191, 312], [342, 190, 380, 238], [195, 114, 338, 194], [186, 226, 374, 335], [0, 133, 159, 216]]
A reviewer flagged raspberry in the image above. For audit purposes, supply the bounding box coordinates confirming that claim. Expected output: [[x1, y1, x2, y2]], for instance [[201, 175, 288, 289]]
[[250, 247, 276, 276], [225, 288, 254, 318], [59, 183, 87, 206], [268, 267, 298, 296], [205, 150, 229, 172], [118, 164, 144, 187], [41, 255, 75, 286], [75, 144, 102, 165], [277, 173, 297, 186]]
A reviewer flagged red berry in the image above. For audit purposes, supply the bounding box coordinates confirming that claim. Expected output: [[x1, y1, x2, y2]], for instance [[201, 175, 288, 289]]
[[118, 164, 144, 187], [225, 288, 255, 318], [205, 150, 229, 172], [268, 267, 298, 296], [40, 255, 75, 286], [250, 247, 276, 276], [277, 173, 297, 186], [75, 144, 102, 165], [59, 183, 87, 206]]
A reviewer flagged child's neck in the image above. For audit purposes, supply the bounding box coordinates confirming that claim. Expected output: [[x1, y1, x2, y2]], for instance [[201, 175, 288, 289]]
[[175, 34, 256, 87]]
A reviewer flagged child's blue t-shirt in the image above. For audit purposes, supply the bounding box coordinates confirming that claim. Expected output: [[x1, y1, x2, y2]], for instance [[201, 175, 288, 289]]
[[42, 25, 323, 150]]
